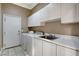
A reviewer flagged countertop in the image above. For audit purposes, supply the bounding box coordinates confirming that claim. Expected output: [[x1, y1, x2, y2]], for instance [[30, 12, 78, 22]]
[[22, 33, 79, 51]]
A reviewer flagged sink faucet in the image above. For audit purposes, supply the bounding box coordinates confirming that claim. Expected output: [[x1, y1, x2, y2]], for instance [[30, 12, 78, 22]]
[[49, 33, 55, 37], [42, 31, 45, 35]]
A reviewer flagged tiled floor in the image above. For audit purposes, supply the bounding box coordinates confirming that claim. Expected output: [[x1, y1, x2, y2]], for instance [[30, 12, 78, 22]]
[[0, 46, 28, 56]]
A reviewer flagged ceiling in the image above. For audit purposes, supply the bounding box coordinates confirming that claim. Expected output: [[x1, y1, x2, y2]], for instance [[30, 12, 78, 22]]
[[13, 3, 38, 10]]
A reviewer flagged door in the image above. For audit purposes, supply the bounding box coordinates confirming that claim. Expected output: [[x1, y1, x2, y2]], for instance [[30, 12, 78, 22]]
[[3, 14, 21, 48]]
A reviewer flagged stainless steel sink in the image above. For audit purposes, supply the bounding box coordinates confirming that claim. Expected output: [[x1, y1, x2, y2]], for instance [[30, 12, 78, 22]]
[[39, 35, 58, 40]]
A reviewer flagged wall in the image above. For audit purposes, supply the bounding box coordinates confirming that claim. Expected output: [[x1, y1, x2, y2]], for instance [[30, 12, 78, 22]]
[[29, 20, 79, 36], [31, 3, 49, 14], [0, 3, 2, 48], [2, 3, 31, 32]]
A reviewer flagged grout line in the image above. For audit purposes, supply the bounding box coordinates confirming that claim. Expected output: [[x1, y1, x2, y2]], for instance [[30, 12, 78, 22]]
[[4, 45, 21, 50], [0, 46, 28, 56]]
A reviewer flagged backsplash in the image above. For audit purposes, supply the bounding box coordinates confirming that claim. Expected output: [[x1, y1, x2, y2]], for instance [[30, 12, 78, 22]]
[[28, 20, 79, 36]]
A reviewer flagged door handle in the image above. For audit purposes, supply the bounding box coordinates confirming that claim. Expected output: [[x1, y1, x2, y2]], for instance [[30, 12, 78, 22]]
[[18, 30, 20, 32], [4, 32, 6, 35], [18, 30, 20, 34]]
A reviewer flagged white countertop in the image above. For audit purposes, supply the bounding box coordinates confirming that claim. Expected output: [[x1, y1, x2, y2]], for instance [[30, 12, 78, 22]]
[[22, 33, 79, 51]]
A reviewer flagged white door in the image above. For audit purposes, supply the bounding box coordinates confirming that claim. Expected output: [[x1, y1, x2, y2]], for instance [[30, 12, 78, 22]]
[[3, 14, 21, 48]]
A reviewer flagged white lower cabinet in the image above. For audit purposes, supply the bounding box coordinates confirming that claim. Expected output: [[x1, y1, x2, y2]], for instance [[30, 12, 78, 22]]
[[34, 38, 43, 56], [21, 34, 33, 56], [57, 45, 79, 56], [26, 35, 33, 56], [21, 34, 28, 51], [42, 41, 56, 56], [22, 34, 79, 56]]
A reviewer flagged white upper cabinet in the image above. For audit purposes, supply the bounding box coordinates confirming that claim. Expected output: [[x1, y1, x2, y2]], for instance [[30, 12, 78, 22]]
[[28, 3, 79, 26], [61, 3, 79, 23], [28, 13, 42, 27], [75, 4, 79, 22], [28, 3, 61, 27], [38, 3, 61, 22]]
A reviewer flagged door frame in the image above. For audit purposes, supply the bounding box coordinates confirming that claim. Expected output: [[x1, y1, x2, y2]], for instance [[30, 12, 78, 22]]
[[3, 13, 21, 49]]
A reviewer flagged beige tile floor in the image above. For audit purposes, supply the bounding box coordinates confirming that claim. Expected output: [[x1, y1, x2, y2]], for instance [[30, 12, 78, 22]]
[[0, 46, 28, 56]]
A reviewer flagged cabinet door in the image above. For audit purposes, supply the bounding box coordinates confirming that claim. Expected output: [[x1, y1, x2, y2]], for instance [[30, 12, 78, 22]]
[[74, 4, 79, 22], [28, 12, 42, 27], [38, 4, 61, 22], [50, 4, 61, 20], [26, 35, 32, 56], [57, 45, 79, 56], [21, 34, 24, 45], [34, 38, 42, 56], [61, 3, 75, 23], [28, 4, 61, 27], [43, 41, 56, 56], [21, 34, 27, 50]]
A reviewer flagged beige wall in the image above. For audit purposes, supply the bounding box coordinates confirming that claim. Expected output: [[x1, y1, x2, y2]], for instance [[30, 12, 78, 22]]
[[2, 3, 31, 32], [29, 20, 79, 36], [31, 3, 49, 14], [0, 3, 2, 48]]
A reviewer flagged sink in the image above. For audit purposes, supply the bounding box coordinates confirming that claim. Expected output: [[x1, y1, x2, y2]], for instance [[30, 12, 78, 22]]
[[39, 35, 58, 40]]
